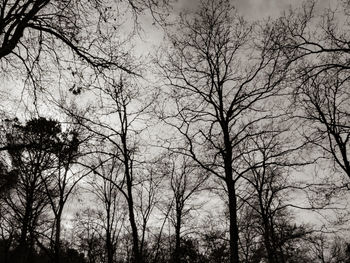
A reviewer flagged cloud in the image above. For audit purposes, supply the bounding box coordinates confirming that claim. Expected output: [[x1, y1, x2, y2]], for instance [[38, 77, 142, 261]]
[[172, 0, 339, 23], [234, 0, 299, 19], [228, 0, 337, 20], [175, 0, 297, 19]]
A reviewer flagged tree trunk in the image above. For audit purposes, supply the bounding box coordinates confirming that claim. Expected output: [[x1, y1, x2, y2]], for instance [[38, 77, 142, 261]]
[[18, 198, 32, 263], [106, 232, 113, 263], [125, 161, 142, 263], [259, 197, 277, 263], [174, 203, 182, 263], [106, 206, 114, 263], [227, 179, 240, 263], [223, 122, 240, 263], [127, 197, 142, 263], [263, 228, 276, 263], [122, 126, 142, 263], [54, 209, 62, 263]]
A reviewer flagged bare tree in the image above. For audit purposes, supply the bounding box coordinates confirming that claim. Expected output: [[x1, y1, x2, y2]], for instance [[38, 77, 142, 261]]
[[135, 163, 164, 261], [73, 208, 105, 263], [241, 123, 309, 263], [268, 1, 350, 189], [268, 1, 350, 80], [294, 69, 350, 180], [88, 153, 127, 263], [0, 0, 172, 79], [158, 0, 286, 262], [161, 152, 208, 263], [61, 73, 156, 263], [41, 124, 85, 263]]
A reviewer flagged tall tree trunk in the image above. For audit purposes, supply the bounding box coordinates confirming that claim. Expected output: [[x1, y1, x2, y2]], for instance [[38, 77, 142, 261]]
[[223, 121, 240, 263], [174, 203, 182, 263], [54, 207, 63, 263], [263, 227, 276, 263], [125, 159, 142, 263], [19, 198, 33, 263], [259, 198, 277, 263], [122, 124, 142, 263], [127, 197, 142, 263], [106, 206, 114, 263], [227, 179, 240, 263], [106, 232, 113, 263]]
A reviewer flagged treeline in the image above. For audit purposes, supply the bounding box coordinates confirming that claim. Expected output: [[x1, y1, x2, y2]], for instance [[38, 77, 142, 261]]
[[0, 0, 350, 263], [0, 116, 349, 262]]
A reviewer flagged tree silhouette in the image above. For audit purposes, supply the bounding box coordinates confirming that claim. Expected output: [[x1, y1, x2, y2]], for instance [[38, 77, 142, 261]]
[[158, 0, 287, 261]]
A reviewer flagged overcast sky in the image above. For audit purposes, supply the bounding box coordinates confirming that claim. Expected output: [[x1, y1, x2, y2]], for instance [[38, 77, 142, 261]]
[[135, 0, 340, 57], [132, 0, 345, 229], [177, 0, 338, 18]]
